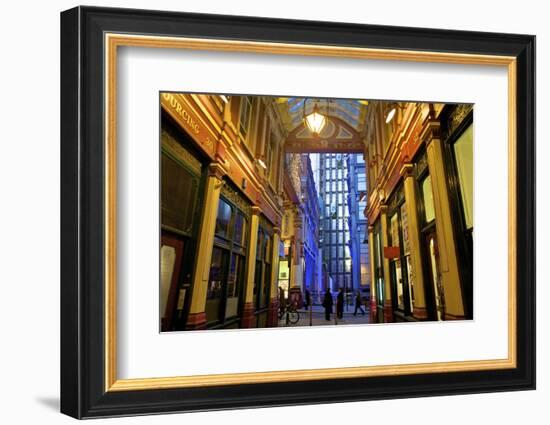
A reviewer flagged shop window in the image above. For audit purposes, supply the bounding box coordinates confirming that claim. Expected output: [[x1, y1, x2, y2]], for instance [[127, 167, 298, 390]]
[[390, 213, 405, 310], [421, 175, 436, 223], [374, 230, 385, 305], [161, 153, 199, 235], [254, 228, 273, 311], [208, 194, 249, 326], [233, 213, 247, 246], [426, 233, 443, 320], [400, 203, 414, 313], [453, 124, 474, 229], [206, 247, 227, 323], [239, 96, 253, 138], [262, 236, 272, 309], [225, 254, 244, 318], [215, 200, 232, 238], [160, 245, 176, 321]]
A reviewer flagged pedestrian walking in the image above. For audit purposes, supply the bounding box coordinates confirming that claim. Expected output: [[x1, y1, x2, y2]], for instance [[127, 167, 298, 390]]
[[322, 289, 333, 321], [278, 286, 286, 318], [336, 288, 344, 319], [304, 288, 311, 309], [353, 290, 365, 315]]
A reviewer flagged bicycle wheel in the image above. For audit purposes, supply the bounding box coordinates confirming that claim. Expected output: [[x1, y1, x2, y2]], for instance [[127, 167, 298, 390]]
[[288, 310, 299, 324]]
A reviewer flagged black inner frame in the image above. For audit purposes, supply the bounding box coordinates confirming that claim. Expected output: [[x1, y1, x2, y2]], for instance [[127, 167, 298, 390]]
[[61, 6, 536, 419]]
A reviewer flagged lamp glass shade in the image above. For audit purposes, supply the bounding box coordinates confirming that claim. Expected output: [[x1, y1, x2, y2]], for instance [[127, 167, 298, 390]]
[[385, 107, 396, 124], [304, 105, 327, 135]]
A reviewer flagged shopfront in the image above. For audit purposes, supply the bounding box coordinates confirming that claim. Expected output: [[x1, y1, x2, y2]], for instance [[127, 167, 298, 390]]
[[415, 149, 444, 321], [160, 114, 206, 332], [386, 183, 415, 321], [441, 105, 474, 319], [206, 184, 251, 329], [253, 216, 274, 328], [372, 221, 385, 323]]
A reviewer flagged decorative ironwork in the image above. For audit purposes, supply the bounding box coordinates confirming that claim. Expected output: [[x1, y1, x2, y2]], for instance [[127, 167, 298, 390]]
[[161, 128, 202, 175], [287, 154, 302, 198], [259, 214, 274, 234], [221, 181, 252, 216], [415, 151, 429, 179], [387, 183, 405, 215], [444, 104, 473, 141]]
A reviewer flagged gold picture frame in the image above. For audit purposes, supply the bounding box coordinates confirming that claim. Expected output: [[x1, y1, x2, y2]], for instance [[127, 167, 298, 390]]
[[61, 6, 535, 419]]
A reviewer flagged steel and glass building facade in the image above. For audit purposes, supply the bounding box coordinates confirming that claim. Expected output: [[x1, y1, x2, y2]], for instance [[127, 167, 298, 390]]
[[347, 154, 370, 295], [319, 153, 353, 292]]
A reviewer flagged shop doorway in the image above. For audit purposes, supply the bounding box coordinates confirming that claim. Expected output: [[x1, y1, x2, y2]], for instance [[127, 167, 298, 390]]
[[424, 229, 444, 320], [160, 233, 186, 331]]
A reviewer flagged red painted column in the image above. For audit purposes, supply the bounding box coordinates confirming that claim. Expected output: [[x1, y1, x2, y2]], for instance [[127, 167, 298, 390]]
[[240, 302, 256, 328], [369, 296, 378, 323], [383, 301, 393, 323], [185, 312, 207, 330], [266, 298, 280, 327]]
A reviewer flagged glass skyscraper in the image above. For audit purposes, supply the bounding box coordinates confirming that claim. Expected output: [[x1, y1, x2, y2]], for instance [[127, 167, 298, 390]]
[[319, 153, 352, 292]]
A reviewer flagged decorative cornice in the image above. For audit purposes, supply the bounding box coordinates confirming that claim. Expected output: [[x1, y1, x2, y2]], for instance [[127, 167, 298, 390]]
[[419, 118, 441, 145], [221, 182, 252, 216], [208, 162, 227, 180], [400, 163, 415, 178]]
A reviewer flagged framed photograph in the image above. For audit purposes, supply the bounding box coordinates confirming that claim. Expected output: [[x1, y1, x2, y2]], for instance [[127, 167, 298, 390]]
[[60, 6, 535, 419]]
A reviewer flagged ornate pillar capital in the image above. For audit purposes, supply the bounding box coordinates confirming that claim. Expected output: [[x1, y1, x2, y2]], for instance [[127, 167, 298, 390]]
[[251, 205, 262, 216], [208, 162, 227, 180], [419, 118, 441, 146], [399, 163, 415, 178]]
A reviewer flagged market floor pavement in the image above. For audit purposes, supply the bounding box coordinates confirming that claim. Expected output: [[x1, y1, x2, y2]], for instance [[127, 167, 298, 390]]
[[278, 304, 370, 327]]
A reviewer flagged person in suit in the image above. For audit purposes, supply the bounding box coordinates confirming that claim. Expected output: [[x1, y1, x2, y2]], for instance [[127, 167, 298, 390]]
[[336, 288, 345, 319], [322, 289, 333, 321], [353, 290, 365, 315], [304, 288, 311, 309]]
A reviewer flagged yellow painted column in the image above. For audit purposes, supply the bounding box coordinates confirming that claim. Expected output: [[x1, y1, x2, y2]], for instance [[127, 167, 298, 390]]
[[186, 163, 226, 329], [267, 228, 281, 326], [270, 229, 281, 299], [290, 212, 303, 290], [380, 205, 393, 322], [425, 135, 465, 319], [241, 206, 260, 327], [400, 163, 428, 319], [367, 226, 378, 322], [289, 211, 304, 306]]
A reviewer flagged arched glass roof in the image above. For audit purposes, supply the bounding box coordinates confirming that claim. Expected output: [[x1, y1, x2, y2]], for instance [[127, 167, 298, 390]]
[[282, 97, 368, 131]]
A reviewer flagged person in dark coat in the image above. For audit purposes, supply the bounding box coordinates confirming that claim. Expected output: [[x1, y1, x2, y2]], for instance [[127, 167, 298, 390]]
[[278, 286, 286, 318], [304, 289, 311, 309], [336, 288, 345, 319], [322, 289, 333, 321], [353, 290, 365, 316]]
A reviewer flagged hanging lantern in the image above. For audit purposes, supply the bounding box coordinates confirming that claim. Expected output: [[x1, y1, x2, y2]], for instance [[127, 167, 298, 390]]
[[304, 102, 327, 135]]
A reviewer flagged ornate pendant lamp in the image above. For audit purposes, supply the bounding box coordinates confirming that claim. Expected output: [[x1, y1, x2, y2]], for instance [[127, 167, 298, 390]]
[[303, 99, 328, 135]]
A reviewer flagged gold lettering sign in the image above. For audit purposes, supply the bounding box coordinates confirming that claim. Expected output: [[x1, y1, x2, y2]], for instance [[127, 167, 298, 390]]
[[162, 93, 200, 134], [161, 93, 215, 155]]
